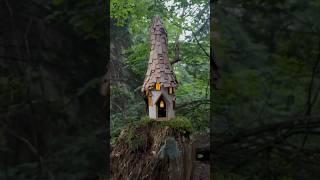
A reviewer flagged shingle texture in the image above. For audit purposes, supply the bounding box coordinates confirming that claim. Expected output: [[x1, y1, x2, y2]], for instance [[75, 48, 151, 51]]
[[142, 16, 178, 92]]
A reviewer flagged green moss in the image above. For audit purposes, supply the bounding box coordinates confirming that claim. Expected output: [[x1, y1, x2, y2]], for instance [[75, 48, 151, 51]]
[[158, 116, 193, 134], [140, 115, 152, 125], [126, 127, 135, 142], [139, 116, 193, 134]]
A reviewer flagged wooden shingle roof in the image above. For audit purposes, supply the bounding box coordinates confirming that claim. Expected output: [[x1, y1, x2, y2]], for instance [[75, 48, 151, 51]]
[[142, 16, 178, 92]]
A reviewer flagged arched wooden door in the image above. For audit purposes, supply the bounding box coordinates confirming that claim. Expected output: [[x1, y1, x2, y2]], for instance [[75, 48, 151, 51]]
[[156, 96, 166, 118]]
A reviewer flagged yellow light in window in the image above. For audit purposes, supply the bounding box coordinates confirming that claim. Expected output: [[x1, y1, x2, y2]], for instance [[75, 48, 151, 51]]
[[169, 87, 173, 94], [160, 100, 164, 108], [155, 82, 161, 90]]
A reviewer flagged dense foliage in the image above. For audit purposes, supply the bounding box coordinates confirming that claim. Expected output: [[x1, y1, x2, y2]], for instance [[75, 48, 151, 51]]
[[0, 0, 106, 179], [213, 0, 320, 179]]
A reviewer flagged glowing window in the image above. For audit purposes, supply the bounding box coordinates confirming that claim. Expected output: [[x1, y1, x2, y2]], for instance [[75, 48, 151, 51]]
[[160, 100, 164, 108], [168, 87, 173, 94], [155, 82, 161, 90]]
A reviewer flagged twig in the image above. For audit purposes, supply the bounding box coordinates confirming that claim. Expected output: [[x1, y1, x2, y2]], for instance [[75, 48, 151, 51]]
[[192, 32, 209, 58]]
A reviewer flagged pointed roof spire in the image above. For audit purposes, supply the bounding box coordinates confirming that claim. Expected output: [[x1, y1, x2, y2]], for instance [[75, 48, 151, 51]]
[[142, 16, 178, 92]]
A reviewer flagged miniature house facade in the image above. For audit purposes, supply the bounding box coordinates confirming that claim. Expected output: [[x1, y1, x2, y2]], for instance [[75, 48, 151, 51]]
[[142, 16, 178, 120]]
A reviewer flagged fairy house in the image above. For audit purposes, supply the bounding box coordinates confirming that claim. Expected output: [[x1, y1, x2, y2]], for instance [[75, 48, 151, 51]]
[[141, 16, 178, 120]]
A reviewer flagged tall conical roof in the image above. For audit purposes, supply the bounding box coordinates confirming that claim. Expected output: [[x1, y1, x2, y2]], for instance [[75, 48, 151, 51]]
[[142, 16, 178, 92]]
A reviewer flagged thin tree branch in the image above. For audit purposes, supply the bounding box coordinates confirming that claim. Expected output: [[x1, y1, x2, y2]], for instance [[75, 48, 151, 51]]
[[192, 32, 210, 58]]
